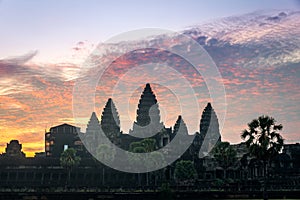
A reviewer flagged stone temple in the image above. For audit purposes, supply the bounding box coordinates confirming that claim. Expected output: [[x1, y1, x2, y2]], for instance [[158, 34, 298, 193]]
[[81, 83, 221, 158], [1, 83, 299, 192]]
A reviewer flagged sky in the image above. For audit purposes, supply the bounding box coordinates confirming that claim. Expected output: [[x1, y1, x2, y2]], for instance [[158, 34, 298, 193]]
[[0, 0, 298, 63], [0, 0, 300, 157]]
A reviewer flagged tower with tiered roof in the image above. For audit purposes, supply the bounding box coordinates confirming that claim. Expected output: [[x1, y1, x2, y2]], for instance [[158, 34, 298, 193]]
[[100, 98, 121, 145], [85, 112, 101, 154], [199, 103, 221, 156], [130, 83, 164, 138]]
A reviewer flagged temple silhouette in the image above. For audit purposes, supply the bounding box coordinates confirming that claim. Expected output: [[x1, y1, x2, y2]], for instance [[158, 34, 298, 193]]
[[0, 83, 299, 197], [47, 83, 221, 159]]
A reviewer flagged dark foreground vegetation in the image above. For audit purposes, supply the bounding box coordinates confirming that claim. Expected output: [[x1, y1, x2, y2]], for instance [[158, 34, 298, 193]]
[[0, 189, 299, 200]]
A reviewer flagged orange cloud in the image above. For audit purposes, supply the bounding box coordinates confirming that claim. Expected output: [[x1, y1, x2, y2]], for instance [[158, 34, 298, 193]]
[[1, 38, 300, 157]]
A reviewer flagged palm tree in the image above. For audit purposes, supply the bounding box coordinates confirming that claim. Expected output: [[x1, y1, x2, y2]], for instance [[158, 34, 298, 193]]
[[146, 151, 166, 187], [96, 144, 116, 186], [60, 148, 81, 187], [128, 139, 162, 187], [212, 141, 237, 179], [241, 115, 284, 200], [128, 145, 146, 187], [129, 139, 157, 186]]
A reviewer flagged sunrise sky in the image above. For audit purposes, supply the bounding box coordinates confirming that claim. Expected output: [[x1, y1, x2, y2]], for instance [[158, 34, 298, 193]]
[[1, 0, 300, 157]]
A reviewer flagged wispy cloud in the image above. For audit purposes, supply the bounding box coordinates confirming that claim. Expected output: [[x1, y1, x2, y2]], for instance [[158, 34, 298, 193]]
[[1, 11, 300, 156]]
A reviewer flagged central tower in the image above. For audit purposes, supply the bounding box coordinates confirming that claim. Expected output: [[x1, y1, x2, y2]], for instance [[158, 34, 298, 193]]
[[199, 102, 221, 156], [130, 83, 164, 138]]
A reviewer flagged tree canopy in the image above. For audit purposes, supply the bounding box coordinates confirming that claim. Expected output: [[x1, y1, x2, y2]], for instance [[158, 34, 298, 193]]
[[60, 148, 81, 170], [96, 144, 116, 163], [212, 141, 237, 171], [174, 160, 197, 181], [129, 138, 157, 153], [241, 115, 284, 161]]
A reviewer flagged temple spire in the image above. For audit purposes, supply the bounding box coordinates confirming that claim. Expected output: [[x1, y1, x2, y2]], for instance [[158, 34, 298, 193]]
[[131, 83, 163, 137], [101, 98, 121, 143], [199, 103, 221, 155], [85, 112, 101, 154], [136, 83, 160, 126], [87, 112, 100, 132], [200, 103, 220, 136], [173, 115, 188, 139]]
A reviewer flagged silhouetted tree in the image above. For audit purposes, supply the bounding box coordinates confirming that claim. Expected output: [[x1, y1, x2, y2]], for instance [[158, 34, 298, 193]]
[[241, 115, 284, 200], [141, 138, 157, 152], [96, 144, 116, 186], [146, 151, 166, 186], [212, 141, 237, 179], [60, 148, 81, 186], [174, 160, 197, 184], [128, 139, 159, 186], [128, 145, 146, 187], [129, 141, 143, 152]]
